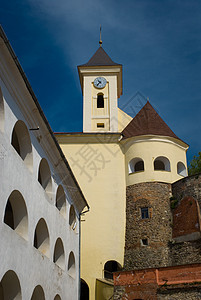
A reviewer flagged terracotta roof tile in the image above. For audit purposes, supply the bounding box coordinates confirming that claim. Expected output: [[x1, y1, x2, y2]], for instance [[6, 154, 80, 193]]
[[78, 47, 121, 67], [122, 101, 181, 141]]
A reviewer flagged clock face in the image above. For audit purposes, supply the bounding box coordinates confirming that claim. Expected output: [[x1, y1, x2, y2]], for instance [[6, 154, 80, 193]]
[[94, 77, 107, 89]]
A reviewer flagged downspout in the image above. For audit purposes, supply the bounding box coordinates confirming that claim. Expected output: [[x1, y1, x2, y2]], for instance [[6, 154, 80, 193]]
[[78, 207, 90, 299]]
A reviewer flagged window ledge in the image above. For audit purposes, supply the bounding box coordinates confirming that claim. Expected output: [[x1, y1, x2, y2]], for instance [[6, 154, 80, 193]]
[[129, 170, 145, 175]]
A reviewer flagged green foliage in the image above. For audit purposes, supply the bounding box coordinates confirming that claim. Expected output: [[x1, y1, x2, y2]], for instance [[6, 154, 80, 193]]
[[188, 152, 201, 176], [170, 196, 178, 209]]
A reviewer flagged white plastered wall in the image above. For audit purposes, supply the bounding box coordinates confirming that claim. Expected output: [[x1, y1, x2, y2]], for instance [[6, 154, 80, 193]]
[[0, 63, 80, 299]]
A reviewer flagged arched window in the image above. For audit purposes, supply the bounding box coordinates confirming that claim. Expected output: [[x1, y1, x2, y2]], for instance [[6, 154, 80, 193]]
[[56, 185, 66, 217], [0, 270, 22, 299], [11, 120, 33, 171], [4, 190, 28, 240], [177, 162, 187, 177], [0, 87, 4, 132], [104, 260, 122, 280], [31, 285, 45, 300], [53, 238, 65, 270], [97, 93, 104, 108], [80, 279, 89, 300], [54, 295, 61, 300], [69, 205, 76, 230], [128, 158, 144, 174], [68, 251, 76, 278], [34, 218, 50, 258], [154, 156, 170, 171], [38, 158, 52, 198]]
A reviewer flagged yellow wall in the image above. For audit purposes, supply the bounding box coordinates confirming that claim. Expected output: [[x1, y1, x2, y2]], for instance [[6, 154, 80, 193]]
[[83, 73, 119, 132], [56, 134, 126, 300], [118, 108, 132, 132], [56, 132, 188, 300], [122, 135, 188, 186]]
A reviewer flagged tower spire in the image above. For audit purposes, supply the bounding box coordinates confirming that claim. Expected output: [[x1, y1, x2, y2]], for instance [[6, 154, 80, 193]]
[[99, 25, 102, 47]]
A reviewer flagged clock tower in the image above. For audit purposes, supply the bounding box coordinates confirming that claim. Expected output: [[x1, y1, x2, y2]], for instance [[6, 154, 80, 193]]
[[77, 43, 122, 132]]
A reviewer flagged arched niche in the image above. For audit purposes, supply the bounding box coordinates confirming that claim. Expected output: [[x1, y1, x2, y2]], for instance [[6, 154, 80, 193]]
[[128, 158, 144, 174], [0, 87, 4, 132], [38, 158, 52, 198], [31, 285, 45, 300], [33, 218, 50, 258], [11, 120, 33, 172], [0, 270, 22, 300], [54, 295, 61, 300], [69, 205, 76, 230], [154, 156, 171, 171], [55, 185, 66, 217], [104, 260, 122, 280], [80, 279, 89, 300], [4, 190, 28, 240], [67, 251, 76, 278], [177, 162, 187, 177], [53, 238, 65, 270]]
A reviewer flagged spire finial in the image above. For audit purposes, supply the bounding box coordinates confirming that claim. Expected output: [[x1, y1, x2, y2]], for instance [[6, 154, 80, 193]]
[[99, 25, 102, 47]]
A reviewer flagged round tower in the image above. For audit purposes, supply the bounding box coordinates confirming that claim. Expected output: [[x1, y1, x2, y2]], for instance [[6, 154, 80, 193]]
[[121, 101, 189, 270], [121, 101, 189, 186]]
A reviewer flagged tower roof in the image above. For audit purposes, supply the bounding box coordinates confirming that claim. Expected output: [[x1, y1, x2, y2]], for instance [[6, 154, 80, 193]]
[[78, 47, 121, 67], [122, 101, 184, 142], [77, 46, 123, 97]]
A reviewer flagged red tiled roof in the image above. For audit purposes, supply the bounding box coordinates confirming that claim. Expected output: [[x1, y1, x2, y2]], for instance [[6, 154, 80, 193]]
[[78, 47, 121, 67], [122, 101, 181, 141]]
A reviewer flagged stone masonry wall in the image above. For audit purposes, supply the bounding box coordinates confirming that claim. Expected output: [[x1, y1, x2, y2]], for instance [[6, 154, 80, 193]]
[[169, 238, 201, 266], [113, 286, 125, 300], [170, 173, 201, 265], [157, 284, 201, 300], [124, 182, 172, 270], [172, 173, 201, 209]]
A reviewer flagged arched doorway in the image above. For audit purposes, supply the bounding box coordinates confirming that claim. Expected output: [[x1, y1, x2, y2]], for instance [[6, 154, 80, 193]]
[[80, 279, 89, 300]]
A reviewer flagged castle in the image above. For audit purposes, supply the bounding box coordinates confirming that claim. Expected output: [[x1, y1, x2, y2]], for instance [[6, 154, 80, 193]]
[[55, 42, 201, 299], [1, 25, 201, 300]]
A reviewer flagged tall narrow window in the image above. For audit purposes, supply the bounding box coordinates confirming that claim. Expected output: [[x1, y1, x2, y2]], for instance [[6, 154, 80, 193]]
[[141, 207, 149, 219], [97, 94, 104, 108]]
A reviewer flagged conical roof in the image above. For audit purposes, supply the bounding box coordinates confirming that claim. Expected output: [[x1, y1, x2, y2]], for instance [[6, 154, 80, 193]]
[[78, 47, 121, 67], [122, 101, 181, 141]]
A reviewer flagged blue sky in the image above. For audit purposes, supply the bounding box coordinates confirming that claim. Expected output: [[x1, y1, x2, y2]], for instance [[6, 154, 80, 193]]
[[1, 0, 201, 163]]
